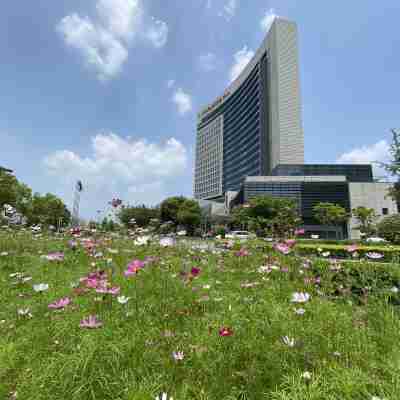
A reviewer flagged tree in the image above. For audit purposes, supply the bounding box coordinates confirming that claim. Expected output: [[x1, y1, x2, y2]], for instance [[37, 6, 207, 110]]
[[231, 196, 301, 238], [118, 205, 160, 227], [313, 202, 349, 227], [28, 193, 71, 227], [377, 214, 400, 244], [0, 169, 19, 207], [160, 196, 187, 223], [380, 129, 400, 204], [159, 197, 201, 235], [352, 206, 377, 236], [176, 199, 201, 235]]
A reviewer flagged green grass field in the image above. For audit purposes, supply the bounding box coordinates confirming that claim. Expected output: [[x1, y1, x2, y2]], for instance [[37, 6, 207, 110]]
[[1, 232, 400, 400]]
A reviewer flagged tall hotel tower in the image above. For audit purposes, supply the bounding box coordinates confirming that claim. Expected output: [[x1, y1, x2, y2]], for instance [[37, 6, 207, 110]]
[[194, 18, 304, 200]]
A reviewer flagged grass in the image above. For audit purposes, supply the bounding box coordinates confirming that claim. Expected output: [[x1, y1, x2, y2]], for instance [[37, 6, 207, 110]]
[[1, 231, 400, 399]]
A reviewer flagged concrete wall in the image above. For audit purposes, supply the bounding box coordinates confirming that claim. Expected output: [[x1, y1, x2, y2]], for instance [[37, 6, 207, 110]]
[[348, 182, 398, 239]]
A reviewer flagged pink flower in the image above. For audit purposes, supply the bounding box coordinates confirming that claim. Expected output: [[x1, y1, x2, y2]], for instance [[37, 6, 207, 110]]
[[219, 327, 233, 337], [172, 351, 184, 361], [48, 297, 71, 309], [46, 252, 64, 261], [235, 248, 249, 257], [295, 228, 305, 236], [80, 315, 103, 329], [346, 245, 359, 253], [274, 243, 291, 255], [95, 286, 120, 296], [125, 259, 145, 276], [284, 239, 296, 248]]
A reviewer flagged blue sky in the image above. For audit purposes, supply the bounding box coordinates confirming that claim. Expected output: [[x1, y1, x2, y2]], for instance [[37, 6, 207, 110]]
[[1, 0, 399, 220]]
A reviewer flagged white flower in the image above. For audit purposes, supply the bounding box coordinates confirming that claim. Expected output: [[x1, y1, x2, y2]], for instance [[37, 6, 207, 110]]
[[33, 283, 49, 292], [17, 308, 32, 318], [156, 393, 173, 400], [321, 251, 330, 257], [117, 296, 130, 304], [282, 336, 296, 347], [390, 287, 399, 293], [203, 284, 211, 289], [160, 237, 175, 247], [294, 308, 306, 315], [301, 371, 312, 380], [291, 292, 311, 303], [172, 351, 184, 361], [0, 251, 8, 256], [134, 236, 151, 246]]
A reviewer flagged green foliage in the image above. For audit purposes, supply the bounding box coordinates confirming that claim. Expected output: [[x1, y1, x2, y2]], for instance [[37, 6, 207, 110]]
[[232, 196, 301, 238], [313, 202, 349, 226], [27, 193, 71, 227], [118, 205, 160, 227], [352, 206, 377, 235], [0, 170, 20, 207], [160, 197, 201, 234], [378, 214, 400, 244]]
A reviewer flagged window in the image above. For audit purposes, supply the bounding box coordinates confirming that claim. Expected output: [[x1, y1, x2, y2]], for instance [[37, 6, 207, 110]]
[[382, 208, 389, 215]]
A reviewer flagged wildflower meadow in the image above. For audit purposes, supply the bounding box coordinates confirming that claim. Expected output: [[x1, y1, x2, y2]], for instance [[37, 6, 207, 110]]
[[1, 231, 400, 400]]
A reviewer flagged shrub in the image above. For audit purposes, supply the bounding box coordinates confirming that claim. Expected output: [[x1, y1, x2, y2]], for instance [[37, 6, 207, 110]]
[[378, 214, 400, 244]]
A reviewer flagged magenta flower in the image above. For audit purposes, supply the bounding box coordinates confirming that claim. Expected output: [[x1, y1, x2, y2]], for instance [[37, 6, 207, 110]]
[[295, 228, 305, 236], [68, 240, 78, 250], [48, 297, 71, 309], [190, 267, 201, 277], [80, 315, 103, 329], [125, 259, 145, 276], [172, 351, 185, 361], [274, 243, 291, 255], [219, 326, 233, 336]]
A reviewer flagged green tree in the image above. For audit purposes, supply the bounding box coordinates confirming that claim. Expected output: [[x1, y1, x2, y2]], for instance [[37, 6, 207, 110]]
[[176, 199, 201, 235], [118, 205, 160, 227], [377, 214, 400, 244], [352, 206, 377, 236], [313, 202, 349, 227], [160, 196, 187, 223], [0, 169, 19, 207], [28, 193, 71, 227]]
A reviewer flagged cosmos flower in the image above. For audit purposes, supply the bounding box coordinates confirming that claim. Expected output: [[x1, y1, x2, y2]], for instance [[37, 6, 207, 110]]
[[219, 327, 233, 336], [17, 308, 32, 318], [134, 236, 151, 246], [321, 251, 330, 258], [390, 287, 399, 294], [301, 371, 312, 380], [117, 296, 130, 304], [33, 283, 49, 292], [48, 297, 71, 309], [190, 267, 201, 277], [45, 252, 64, 261], [0, 251, 8, 256], [95, 286, 120, 296], [282, 336, 296, 347], [125, 259, 145, 276], [172, 351, 184, 361], [366, 252, 384, 260], [155, 393, 173, 400], [80, 315, 103, 329], [295, 228, 305, 236], [159, 237, 175, 247], [291, 292, 311, 303], [284, 239, 296, 248], [274, 243, 291, 255], [346, 244, 359, 253], [294, 308, 306, 315], [235, 248, 249, 257]]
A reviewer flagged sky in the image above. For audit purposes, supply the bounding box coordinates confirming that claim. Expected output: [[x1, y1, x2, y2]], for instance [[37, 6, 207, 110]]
[[1, 0, 399, 220]]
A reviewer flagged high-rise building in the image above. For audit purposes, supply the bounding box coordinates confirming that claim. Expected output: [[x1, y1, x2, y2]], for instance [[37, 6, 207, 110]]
[[194, 17, 304, 200]]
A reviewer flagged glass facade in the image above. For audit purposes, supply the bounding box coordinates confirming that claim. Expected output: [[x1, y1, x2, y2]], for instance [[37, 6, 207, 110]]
[[272, 164, 373, 183], [195, 54, 270, 199]]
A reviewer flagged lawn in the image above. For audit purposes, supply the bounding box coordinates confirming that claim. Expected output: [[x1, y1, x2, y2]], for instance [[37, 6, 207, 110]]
[[1, 231, 400, 400]]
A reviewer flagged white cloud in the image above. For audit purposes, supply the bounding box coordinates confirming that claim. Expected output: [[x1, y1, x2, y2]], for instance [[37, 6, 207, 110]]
[[221, 0, 238, 21], [205, 0, 212, 9], [172, 88, 193, 115], [144, 18, 169, 48], [336, 140, 391, 179], [44, 133, 188, 207], [229, 46, 254, 83], [96, 0, 142, 41], [260, 9, 276, 33], [198, 52, 217, 72], [57, 14, 128, 81], [57, 0, 168, 81]]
